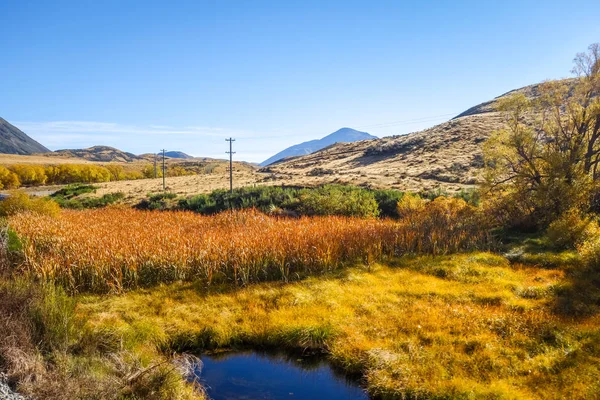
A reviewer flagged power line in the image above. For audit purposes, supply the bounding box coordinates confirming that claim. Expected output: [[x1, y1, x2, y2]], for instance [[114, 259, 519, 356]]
[[355, 113, 458, 129]]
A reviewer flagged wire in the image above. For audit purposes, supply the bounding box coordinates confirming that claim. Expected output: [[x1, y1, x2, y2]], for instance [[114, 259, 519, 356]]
[[355, 113, 458, 129]]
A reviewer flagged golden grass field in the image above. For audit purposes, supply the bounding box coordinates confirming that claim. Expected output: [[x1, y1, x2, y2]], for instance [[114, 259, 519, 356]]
[[77, 252, 600, 399], [90, 166, 263, 203]]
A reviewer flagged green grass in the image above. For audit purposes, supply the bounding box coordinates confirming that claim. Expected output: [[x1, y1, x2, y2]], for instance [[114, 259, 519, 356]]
[[51, 184, 99, 199], [50, 184, 125, 209]]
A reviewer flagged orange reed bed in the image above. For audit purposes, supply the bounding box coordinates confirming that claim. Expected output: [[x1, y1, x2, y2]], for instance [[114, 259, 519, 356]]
[[8, 206, 489, 293]]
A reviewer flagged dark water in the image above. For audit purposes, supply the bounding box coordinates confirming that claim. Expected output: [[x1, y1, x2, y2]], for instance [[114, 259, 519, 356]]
[[190, 351, 369, 400]]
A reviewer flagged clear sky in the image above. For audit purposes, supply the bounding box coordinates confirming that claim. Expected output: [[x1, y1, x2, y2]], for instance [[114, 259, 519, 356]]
[[1, 0, 599, 162]]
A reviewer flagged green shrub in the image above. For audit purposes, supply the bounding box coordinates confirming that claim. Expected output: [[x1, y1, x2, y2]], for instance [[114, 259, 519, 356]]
[[137, 192, 179, 210], [179, 185, 409, 218], [179, 186, 301, 214], [297, 185, 380, 218], [78, 192, 125, 209], [51, 184, 98, 199], [51, 185, 124, 209], [372, 189, 405, 218], [454, 188, 481, 206]]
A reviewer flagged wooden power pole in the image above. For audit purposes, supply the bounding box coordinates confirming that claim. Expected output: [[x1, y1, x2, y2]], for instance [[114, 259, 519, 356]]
[[225, 138, 235, 193]]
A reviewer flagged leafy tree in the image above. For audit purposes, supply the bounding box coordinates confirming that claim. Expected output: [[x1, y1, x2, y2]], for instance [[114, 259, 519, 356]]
[[0, 166, 21, 189], [483, 43, 600, 228], [105, 164, 125, 181], [142, 164, 161, 178], [9, 165, 47, 186]]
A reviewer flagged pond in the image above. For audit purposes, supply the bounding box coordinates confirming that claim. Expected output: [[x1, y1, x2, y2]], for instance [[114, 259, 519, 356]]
[[189, 351, 369, 400]]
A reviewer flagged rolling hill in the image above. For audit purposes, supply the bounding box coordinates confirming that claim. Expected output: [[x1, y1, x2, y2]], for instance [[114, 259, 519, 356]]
[[52, 146, 141, 163], [260, 127, 377, 166], [0, 117, 50, 155], [259, 82, 553, 192], [164, 151, 194, 159]]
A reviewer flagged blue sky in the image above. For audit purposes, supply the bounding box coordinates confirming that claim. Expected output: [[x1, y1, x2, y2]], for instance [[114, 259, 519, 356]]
[[1, 1, 599, 162]]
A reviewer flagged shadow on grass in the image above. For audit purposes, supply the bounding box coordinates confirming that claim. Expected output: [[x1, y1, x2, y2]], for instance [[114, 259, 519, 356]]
[[502, 234, 600, 318], [553, 266, 600, 317]]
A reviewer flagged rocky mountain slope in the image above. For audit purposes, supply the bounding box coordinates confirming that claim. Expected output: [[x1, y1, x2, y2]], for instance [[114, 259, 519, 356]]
[[0, 118, 50, 155], [260, 127, 377, 166], [260, 82, 551, 192]]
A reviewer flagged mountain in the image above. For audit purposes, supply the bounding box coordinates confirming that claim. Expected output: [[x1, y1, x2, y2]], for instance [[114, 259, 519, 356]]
[[52, 146, 141, 162], [260, 128, 377, 166], [0, 117, 50, 155], [164, 151, 194, 159], [260, 81, 557, 192]]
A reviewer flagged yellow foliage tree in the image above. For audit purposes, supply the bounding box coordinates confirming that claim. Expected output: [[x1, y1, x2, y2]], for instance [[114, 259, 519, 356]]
[[0, 166, 21, 189], [9, 165, 47, 186], [483, 43, 600, 228], [105, 164, 125, 181]]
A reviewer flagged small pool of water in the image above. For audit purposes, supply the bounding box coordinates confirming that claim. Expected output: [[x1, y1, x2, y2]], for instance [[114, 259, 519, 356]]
[[190, 351, 369, 400]]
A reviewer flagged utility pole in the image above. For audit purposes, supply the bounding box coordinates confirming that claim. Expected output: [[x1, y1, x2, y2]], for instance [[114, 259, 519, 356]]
[[225, 138, 235, 193], [161, 149, 166, 191]]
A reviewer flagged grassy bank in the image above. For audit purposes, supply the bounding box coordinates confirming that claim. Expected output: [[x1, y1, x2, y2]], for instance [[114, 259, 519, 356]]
[[0, 279, 202, 400], [75, 252, 600, 399]]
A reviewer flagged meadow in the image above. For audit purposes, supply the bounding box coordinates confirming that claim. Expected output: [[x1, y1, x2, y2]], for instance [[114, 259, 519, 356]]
[[78, 253, 600, 399], [1, 199, 599, 399]]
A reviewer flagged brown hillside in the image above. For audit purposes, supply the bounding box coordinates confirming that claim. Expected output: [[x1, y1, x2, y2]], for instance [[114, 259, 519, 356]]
[[259, 81, 559, 192], [51, 145, 141, 162]]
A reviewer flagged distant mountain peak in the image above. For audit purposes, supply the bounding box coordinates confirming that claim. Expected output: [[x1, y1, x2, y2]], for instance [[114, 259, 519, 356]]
[[260, 127, 377, 166], [0, 117, 50, 155]]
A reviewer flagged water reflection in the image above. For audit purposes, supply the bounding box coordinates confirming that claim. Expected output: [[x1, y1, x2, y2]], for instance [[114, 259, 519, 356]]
[[190, 351, 369, 400]]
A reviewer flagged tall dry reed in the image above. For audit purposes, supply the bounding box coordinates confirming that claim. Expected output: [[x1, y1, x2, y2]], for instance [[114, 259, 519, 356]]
[[9, 203, 489, 293]]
